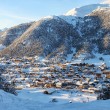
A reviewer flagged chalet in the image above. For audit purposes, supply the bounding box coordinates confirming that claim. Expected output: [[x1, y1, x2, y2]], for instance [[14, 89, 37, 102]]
[[44, 83, 54, 88], [67, 74, 74, 78], [95, 73, 102, 79], [82, 89, 94, 93], [61, 64, 67, 69], [95, 69, 102, 78], [12, 58, 22, 64], [103, 70, 110, 79], [36, 81, 45, 87], [31, 67, 39, 72], [15, 85, 24, 90], [56, 82, 68, 88]]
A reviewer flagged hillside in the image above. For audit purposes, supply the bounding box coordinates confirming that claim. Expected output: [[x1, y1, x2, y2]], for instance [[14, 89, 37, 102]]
[[0, 5, 110, 61], [0, 22, 32, 46], [0, 3, 110, 110], [0, 17, 80, 58]]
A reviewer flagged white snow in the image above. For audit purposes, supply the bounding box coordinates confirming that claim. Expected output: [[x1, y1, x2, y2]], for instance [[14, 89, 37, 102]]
[[66, 47, 76, 61], [67, 52, 110, 67], [41, 16, 59, 21], [65, 4, 110, 17], [0, 89, 110, 110], [0, 44, 6, 51], [85, 53, 110, 66], [101, 0, 110, 4], [60, 15, 77, 26], [71, 53, 88, 64]]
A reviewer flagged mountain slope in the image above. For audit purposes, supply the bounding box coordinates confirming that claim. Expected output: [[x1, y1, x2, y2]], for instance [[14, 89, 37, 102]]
[[0, 17, 80, 57], [0, 6, 110, 60], [0, 22, 33, 47]]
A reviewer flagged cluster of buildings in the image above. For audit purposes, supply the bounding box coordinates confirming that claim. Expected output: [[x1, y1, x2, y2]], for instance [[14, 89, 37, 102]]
[[0, 56, 110, 94]]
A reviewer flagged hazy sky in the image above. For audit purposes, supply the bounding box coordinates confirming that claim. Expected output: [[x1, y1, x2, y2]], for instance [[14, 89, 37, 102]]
[[0, 0, 104, 29]]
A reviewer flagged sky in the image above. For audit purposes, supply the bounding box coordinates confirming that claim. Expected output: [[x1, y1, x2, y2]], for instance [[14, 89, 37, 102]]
[[0, 0, 106, 29]]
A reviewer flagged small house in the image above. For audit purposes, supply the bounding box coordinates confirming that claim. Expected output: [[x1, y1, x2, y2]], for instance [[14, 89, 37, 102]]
[[103, 70, 110, 79]]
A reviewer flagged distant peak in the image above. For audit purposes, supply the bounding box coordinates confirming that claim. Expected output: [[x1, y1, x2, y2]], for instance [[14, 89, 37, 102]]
[[101, 0, 110, 4], [40, 16, 59, 21], [65, 4, 110, 17]]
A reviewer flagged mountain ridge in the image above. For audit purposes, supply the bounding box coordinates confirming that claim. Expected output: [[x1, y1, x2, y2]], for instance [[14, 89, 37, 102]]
[[0, 4, 110, 61], [65, 4, 110, 17]]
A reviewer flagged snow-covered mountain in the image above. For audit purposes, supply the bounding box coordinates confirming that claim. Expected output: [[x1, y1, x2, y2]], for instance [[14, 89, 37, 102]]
[[0, 4, 110, 61], [102, 0, 110, 4], [0, 17, 79, 58], [65, 4, 110, 17]]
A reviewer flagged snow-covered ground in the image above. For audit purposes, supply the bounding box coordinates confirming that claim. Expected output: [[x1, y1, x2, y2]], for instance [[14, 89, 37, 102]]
[[66, 51, 110, 67], [85, 53, 110, 66], [0, 88, 110, 110], [0, 44, 6, 51]]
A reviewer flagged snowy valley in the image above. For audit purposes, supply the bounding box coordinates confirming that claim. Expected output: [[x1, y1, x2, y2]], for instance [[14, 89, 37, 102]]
[[0, 2, 110, 110]]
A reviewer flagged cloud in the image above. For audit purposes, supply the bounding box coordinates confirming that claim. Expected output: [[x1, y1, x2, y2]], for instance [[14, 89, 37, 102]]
[[1, 14, 35, 21], [101, 0, 110, 4]]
